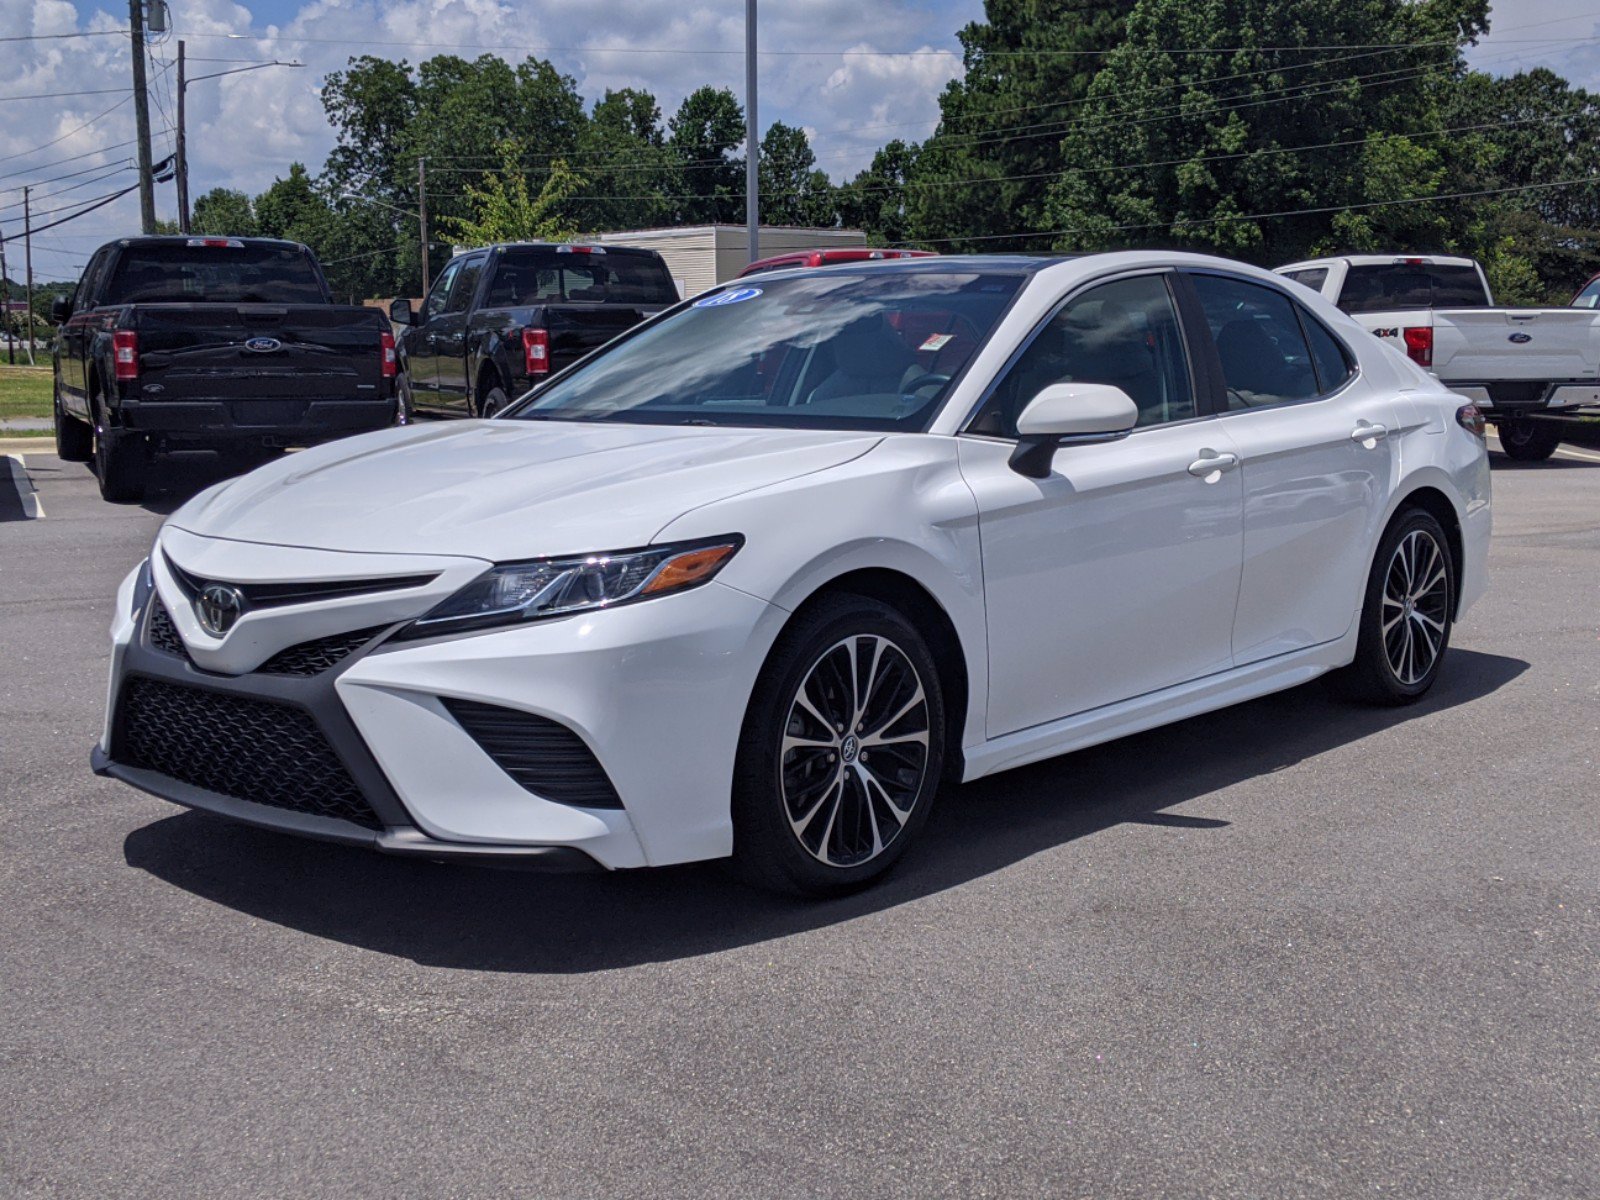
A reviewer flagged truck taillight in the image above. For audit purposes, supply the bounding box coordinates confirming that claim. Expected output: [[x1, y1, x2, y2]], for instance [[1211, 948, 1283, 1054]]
[[1403, 326, 1433, 367], [113, 330, 139, 380], [380, 330, 396, 378], [523, 328, 549, 376]]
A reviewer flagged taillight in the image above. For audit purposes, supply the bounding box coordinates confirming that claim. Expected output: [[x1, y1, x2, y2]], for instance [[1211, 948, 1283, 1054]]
[[523, 327, 549, 376], [379, 329, 396, 378], [1403, 325, 1433, 367], [113, 330, 139, 380], [1456, 404, 1487, 438]]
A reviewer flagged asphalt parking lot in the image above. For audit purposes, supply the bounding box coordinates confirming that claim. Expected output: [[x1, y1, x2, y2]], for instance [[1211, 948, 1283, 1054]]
[[1, 439, 1596, 1198]]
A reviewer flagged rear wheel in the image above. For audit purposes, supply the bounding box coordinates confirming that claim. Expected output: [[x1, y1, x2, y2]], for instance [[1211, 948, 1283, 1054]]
[[732, 595, 945, 896], [394, 372, 415, 425], [1326, 508, 1454, 706], [479, 385, 510, 418], [1497, 417, 1562, 461], [54, 390, 93, 462], [92, 396, 147, 503]]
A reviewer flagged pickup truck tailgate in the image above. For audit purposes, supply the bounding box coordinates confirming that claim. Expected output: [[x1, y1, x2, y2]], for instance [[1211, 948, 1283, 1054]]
[[544, 305, 666, 370], [132, 304, 387, 402], [1432, 309, 1600, 383]]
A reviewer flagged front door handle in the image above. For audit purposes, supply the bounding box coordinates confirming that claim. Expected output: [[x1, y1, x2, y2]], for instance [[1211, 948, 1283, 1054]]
[[1351, 422, 1388, 445], [1187, 449, 1239, 479]]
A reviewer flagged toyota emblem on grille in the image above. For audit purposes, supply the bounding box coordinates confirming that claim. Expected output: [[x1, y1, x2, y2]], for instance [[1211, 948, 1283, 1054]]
[[196, 584, 246, 636], [244, 337, 282, 353]]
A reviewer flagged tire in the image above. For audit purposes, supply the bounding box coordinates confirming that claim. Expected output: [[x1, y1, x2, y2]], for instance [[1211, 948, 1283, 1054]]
[[1497, 417, 1562, 461], [54, 390, 93, 462], [1326, 508, 1455, 706], [732, 595, 946, 897], [91, 395, 147, 503], [479, 385, 510, 419], [394, 372, 415, 425]]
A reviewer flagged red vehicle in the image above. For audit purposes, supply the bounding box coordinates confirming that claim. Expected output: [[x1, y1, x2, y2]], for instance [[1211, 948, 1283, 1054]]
[[737, 247, 936, 277]]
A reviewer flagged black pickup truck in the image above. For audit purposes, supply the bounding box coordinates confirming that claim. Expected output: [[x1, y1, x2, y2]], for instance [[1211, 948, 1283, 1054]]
[[53, 236, 399, 501], [389, 242, 678, 418]]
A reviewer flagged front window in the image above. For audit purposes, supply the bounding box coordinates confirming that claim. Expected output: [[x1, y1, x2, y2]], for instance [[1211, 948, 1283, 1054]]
[[507, 270, 1025, 431]]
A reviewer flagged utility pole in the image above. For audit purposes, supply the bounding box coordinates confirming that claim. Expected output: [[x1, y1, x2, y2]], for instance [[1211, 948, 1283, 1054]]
[[129, 0, 156, 234], [23, 187, 35, 366], [0, 236, 14, 365], [176, 39, 190, 233], [418, 157, 431, 295], [745, 0, 759, 264]]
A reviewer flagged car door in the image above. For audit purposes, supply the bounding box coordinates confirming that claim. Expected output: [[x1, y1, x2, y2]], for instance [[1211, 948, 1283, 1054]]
[[59, 247, 112, 419], [958, 270, 1245, 737], [406, 257, 463, 411], [1184, 271, 1400, 665], [432, 252, 487, 413]]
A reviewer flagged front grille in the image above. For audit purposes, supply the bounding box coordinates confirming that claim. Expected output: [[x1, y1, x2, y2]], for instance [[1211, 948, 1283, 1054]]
[[115, 677, 383, 829], [257, 626, 387, 676], [165, 557, 436, 607], [147, 597, 189, 660], [442, 697, 624, 809]]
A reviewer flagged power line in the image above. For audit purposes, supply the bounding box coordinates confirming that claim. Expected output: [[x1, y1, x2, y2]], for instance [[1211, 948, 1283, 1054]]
[[0, 30, 126, 44], [0, 156, 136, 196], [0, 183, 139, 238], [0, 86, 129, 102], [0, 96, 133, 166], [0, 162, 132, 214], [0, 138, 140, 185]]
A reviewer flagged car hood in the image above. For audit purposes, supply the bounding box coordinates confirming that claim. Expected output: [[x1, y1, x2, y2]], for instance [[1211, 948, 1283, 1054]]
[[167, 420, 883, 560]]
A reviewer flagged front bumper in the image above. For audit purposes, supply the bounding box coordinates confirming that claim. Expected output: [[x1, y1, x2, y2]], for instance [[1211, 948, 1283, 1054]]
[[98, 549, 786, 871]]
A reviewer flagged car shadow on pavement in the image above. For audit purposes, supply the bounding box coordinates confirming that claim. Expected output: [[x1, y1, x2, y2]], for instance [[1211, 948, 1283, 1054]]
[[123, 649, 1528, 974]]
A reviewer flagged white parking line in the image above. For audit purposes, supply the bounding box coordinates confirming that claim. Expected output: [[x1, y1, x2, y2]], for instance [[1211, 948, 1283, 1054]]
[[3, 453, 44, 519]]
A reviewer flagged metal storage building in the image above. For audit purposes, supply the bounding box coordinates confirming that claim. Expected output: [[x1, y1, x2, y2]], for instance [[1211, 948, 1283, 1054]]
[[594, 225, 867, 300]]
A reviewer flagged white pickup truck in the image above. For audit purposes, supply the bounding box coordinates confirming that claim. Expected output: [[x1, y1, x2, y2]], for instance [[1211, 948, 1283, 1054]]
[[1275, 254, 1600, 460]]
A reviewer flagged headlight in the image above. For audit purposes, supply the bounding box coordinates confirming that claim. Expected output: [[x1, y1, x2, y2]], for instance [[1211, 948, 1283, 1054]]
[[398, 536, 743, 638]]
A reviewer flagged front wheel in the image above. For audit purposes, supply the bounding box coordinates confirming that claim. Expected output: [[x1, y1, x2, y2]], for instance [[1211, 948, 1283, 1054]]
[[732, 596, 945, 896], [479, 385, 510, 418], [394, 372, 415, 425], [1326, 508, 1455, 705], [1496, 417, 1562, 461]]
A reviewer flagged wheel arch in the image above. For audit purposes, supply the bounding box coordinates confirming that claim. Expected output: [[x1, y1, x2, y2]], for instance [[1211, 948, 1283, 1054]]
[[474, 358, 505, 415]]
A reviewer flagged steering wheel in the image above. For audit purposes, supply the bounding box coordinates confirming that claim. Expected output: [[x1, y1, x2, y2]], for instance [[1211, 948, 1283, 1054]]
[[902, 371, 953, 397]]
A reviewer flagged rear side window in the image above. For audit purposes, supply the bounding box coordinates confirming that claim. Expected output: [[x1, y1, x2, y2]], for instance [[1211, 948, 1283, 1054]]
[[1283, 268, 1328, 294], [1339, 263, 1489, 313], [101, 244, 327, 305], [484, 250, 678, 306], [1300, 310, 1355, 393], [1191, 274, 1320, 409]]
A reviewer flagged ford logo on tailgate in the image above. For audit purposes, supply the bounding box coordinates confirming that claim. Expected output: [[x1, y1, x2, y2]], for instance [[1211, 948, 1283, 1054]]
[[1509, 332, 1533, 344], [244, 337, 282, 353]]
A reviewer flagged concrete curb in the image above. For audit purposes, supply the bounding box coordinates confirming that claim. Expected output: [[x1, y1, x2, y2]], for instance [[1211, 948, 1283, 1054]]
[[0, 437, 56, 454]]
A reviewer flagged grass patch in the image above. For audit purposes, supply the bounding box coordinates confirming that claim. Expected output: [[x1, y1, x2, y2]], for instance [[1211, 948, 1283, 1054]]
[[0, 364, 53, 425]]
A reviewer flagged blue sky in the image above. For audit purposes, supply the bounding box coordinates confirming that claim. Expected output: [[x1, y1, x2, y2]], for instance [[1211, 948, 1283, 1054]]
[[6, 1, 1599, 280]]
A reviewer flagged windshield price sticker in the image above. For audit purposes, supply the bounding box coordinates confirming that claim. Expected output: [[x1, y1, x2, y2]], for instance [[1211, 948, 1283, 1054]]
[[919, 333, 955, 352], [694, 287, 763, 308]]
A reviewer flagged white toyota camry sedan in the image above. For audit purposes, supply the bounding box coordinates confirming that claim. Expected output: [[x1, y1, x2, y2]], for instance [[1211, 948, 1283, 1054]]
[[94, 252, 1491, 895]]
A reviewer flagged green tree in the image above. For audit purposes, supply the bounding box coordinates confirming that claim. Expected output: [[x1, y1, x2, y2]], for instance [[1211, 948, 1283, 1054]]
[[837, 139, 922, 242], [573, 88, 676, 230], [191, 188, 257, 237], [909, 1, 1136, 248], [758, 121, 834, 227], [441, 141, 586, 245], [667, 87, 746, 224], [1040, 0, 1491, 262]]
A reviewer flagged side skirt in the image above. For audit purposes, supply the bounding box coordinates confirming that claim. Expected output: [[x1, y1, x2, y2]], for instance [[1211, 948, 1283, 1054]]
[[962, 634, 1357, 782]]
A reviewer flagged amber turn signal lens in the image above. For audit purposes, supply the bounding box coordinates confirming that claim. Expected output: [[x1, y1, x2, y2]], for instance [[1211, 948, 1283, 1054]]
[[642, 543, 740, 595]]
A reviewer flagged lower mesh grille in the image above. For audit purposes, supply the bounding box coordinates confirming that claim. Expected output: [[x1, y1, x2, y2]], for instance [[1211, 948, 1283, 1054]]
[[258, 627, 387, 676], [115, 677, 383, 829], [442, 697, 623, 809], [147, 597, 190, 660]]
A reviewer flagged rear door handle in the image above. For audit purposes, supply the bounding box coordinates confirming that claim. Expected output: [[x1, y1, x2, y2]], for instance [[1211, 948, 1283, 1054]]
[[1351, 422, 1388, 445], [1187, 450, 1239, 479]]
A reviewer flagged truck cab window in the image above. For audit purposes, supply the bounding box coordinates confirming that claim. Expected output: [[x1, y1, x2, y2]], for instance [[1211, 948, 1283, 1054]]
[[425, 259, 463, 321]]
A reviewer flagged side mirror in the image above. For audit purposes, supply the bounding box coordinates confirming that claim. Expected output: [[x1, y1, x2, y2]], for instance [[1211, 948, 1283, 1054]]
[[51, 297, 73, 324], [388, 298, 414, 326], [1009, 383, 1139, 478]]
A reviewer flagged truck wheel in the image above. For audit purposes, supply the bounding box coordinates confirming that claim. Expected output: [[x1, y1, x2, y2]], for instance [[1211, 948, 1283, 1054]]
[[92, 397, 147, 503], [1497, 418, 1562, 461], [479, 385, 510, 418], [395, 373, 415, 425], [54, 391, 93, 462]]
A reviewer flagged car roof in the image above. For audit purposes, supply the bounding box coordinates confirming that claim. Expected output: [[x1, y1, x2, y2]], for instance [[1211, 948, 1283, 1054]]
[[115, 235, 307, 250]]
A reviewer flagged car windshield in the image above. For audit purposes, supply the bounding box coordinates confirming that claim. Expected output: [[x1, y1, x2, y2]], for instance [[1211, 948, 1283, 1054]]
[[506, 270, 1025, 431], [103, 244, 327, 305]]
